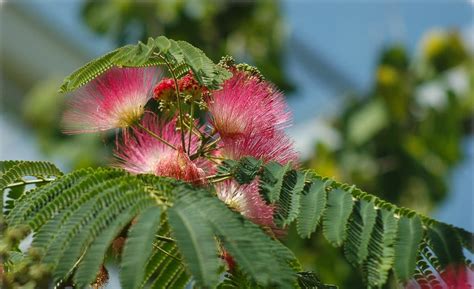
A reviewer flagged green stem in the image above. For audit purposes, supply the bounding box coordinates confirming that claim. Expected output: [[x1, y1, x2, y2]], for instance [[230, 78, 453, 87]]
[[6, 178, 56, 189], [190, 136, 221, 160], [156, 235, 176, 243], [208, 175, 233, 184], [187, 103, 194, 154], [161, 56, 187, 152], [153, 243, 183, 263], [138, 123, 177, 150]]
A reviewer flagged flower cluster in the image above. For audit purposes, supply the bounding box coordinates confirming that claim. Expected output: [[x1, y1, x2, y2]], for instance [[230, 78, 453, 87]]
[[62, 64, 297, 232]]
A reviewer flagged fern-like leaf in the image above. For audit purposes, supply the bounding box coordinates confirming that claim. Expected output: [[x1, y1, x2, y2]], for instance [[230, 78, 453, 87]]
[[120, 207, 163, 289], [59, 36, 231, 93], [143, 219, 189, 289], [427, 222, 464, 267], [215, 157, 474, 288], [323, 188, 354, 247], [171, 185, 297, 288], [59, 48, 120, 93], [296, 178, 329, 238], [362, 209, 398, 287], [168, 193, 221, 288], [393, 216, 423, 282], [1, 160, 63, 215], [275, 170, 305, 227], [343, 200, 377, 266]]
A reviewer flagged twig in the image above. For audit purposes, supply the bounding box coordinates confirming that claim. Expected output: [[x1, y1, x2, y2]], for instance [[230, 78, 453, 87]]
[[6, 178, 56, 189], [138, 123, 177, 150]]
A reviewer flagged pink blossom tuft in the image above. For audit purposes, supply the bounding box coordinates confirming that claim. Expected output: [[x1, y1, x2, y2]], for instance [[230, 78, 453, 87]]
[[208, 71, 290, 138], [220, 130, 298, 166], [216, 180, 275, 228], [153, 78, 175, 100], [115, 114, 211, 184], [62, 67, 159, 134]]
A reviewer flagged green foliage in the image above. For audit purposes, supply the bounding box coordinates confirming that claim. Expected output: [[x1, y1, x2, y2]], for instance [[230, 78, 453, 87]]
[[343, 200, 377, 267], [120, 207, 163, 289], [323, 188, 354, 247], [59, 48, 120, 94], [296, 179, 329, 238], [1, 162, 303, 288], [1, 160, 63, 216], [393, 216, 423, 281], [362, 209, 398, 287], [218, 156, 474, 287], [143, 220, 189, 289], [59, 36, 231, 93], [170, 185, 298, 288], [296, 272, 338, 289], [168, 194, 221, 288], [2, 159, 472, 288]]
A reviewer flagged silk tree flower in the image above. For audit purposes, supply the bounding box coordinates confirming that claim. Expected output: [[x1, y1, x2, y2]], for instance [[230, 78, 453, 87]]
[[220, 130, 298, 165], [62, 67, 159, 134], [216, 180, 275, 228], [208, 71, 290, 139], [115, 115, 211, 184]]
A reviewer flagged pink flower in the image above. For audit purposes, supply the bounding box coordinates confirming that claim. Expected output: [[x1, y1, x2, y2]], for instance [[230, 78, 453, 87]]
[[220, 130, 298, 165], [153, 78, 175, 101], [62, 67, 159, 134], [178, 71, 208, 98], [208, 71, 290, 139], [216, 180, 274, 228], [115, 114, 211, 184]]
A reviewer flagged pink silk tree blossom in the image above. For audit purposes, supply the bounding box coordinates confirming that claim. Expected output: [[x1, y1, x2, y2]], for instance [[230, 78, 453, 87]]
[[62, 67, 159, 134], [220, 130, 298, 166], [115, 114, 211, 184], [208, 70, 291, 139]]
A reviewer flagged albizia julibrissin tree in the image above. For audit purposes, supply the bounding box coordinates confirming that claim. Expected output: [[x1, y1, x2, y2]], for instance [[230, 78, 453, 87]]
[[0, 36, 472, 289]]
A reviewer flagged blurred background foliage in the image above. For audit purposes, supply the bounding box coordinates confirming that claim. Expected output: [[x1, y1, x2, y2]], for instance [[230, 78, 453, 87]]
[[9, 1, 473, 288], [299, 30, 474, 288]]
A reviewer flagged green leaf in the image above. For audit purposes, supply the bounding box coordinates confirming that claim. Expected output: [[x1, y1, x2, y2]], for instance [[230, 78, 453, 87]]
[[168, 197, 220, 288], [297, 272, 338, 289], [363, 209, 398, 287], [344, 200, 377, 266], [59, 49, 119, 93], [323, 188, 354, 247], [0, 160, 63, 202], [73, 206, 138, 288], [455, 227, 474, 254], [427, 223, 464, 267], [297, 179, 329, 238], [60, 36, 231, 93], [173, 187, 297, 288], [275, 170, 305, 227], [393, 216, 423, 282], [259, 161, 291, 204], [120, 206, 162, 289], [142, 219, 189, 289], [233, 157, 263, 185], [176, 40, 232, 89]]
